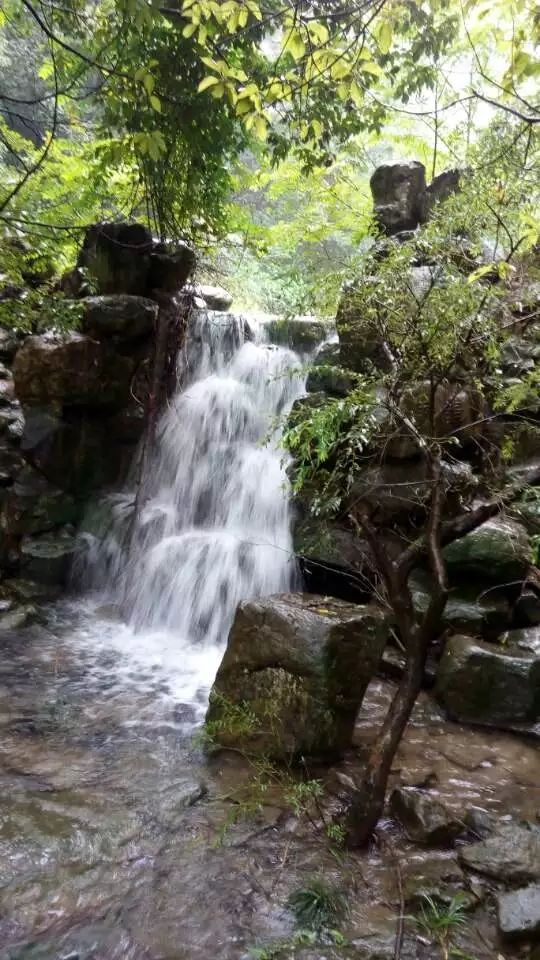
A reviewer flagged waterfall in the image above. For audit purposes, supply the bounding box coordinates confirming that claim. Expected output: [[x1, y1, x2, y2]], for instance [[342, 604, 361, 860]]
[[77, 309, 304, 654]]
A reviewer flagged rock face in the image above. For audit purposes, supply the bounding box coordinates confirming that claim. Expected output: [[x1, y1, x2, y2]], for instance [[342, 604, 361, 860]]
[[82, 295, 158, 341], [206, 593, 388, 761], [459, 822, 540, 883], [436, 634, 540, 726], [390, 787, 462, 845], [497, 884, 540, 940], [13, 333, 133, 410], [0, 220, 196, 585]]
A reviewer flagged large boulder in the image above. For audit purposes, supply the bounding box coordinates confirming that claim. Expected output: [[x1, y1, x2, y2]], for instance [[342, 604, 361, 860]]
[[435, 634, 540, 726], [497, 884, 540, 940], [265, 316, 328, 351], [459, 822, 540, 883], [370, 161, 427, 236], [82, 295, 158, 341], [410, 572, 511, 639], [206, 593, 388, 761], [148, 243, 195, 292], [390, 787, 462, 845], [443, 517, 531, 584], [77, 222, 153, 295], [13, 333, 134, 410], [194, 283, 233, 311]]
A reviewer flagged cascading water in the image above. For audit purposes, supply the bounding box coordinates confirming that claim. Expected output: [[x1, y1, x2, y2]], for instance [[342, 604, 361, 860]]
[[73, 308, 304, 703]]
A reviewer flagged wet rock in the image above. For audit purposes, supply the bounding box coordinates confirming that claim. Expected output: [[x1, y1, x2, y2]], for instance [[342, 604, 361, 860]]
[[436, 634, 540, 726], [464, 806, 497, 840], [498, 884, 540, 940], [0, 328, 20, 361], [2, 463, 80, 535], [502, 336, 540, 377], [352, 459, 477, 524], [400, 853, 465, 904], [2, 577, 60, 602], [207, 593, 388, 761], [13, 332, 134, 409], [390, 786, 462, 845], [82, 295, 158, 341], [459, 822, 540, 882], [77, 221, 153, 295], [443, 517, 531, 584], [194, 283, 233, 311], [148, 243, 195, 292], [501, 625, 540, 657], [370, 161, 427, 236], [20, 528, 77, 585], [513, 583, 540, 627], [410, 572, 511, 638], [306, 342, 355, 397], [0, 377, 15, 405], [0, 603, 36, 630], [265, 316, 328, 351]]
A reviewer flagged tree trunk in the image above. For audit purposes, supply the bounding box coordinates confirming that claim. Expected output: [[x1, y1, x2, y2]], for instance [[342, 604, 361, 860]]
[[343, 631, 430, 847]]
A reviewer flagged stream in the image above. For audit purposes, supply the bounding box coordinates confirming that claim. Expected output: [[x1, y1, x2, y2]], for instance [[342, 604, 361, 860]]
[[0, 312, 539, 960]]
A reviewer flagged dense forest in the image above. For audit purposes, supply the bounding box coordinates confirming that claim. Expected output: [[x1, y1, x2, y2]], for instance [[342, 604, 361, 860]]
[[0, 2, 539, 959]]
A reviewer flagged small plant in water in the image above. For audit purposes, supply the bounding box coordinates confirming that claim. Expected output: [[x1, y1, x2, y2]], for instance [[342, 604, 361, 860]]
[[414, 893, 474, 960], [287, 876, 348, 932]]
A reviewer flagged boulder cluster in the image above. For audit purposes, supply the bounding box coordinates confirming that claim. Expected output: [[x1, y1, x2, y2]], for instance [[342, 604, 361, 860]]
[[0, 222, 195, 606]]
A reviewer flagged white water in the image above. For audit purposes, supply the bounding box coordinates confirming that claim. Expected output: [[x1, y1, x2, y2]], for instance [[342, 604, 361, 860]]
[[72, 310, 304, 707]]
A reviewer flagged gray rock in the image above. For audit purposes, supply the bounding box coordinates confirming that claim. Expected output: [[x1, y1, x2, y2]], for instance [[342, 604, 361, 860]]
[[306, 342, 355, 397], [0, 604, 36, 631], [370, 161, 427, 235], [20, 529, 77, 585], [459, 822, 540, 883], [443, 517, 531, 584], [206, 593, 388, 761], [410, 572, 511, 638], [265, 316, 328, 351], [464, 806, 497, 839], [2, 578, 60, 602], [436, 634, 540, 725], [502, 336, 540, 377], [502, 625, 540, 656], [498, 884, 540, 940], [0, 377, 15, 405], [390, 787, 462, 845], [82, 295, 158, 340], [514, 588, 540, 627], [194, 283, 233, 311], [351, 459, 477, 524]]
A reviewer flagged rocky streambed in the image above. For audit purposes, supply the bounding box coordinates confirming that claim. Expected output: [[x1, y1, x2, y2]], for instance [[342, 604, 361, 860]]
[[0, 599, 538, 960]]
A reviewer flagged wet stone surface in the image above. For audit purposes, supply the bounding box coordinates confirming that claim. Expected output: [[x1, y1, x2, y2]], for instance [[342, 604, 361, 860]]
[[0, 602, 539, 959]]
